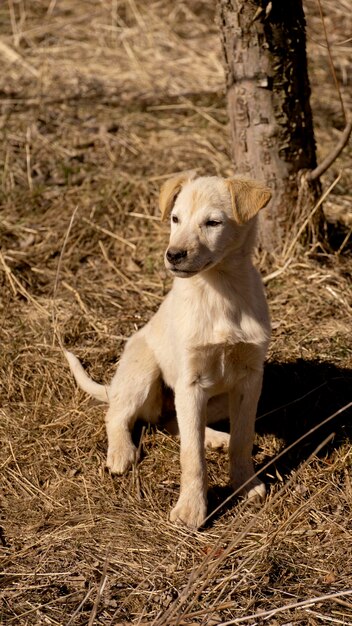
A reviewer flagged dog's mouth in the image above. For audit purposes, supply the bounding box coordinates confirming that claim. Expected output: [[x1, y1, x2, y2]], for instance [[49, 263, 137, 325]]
[[169, 267, 197, 277], [167, 260, 212, 277]]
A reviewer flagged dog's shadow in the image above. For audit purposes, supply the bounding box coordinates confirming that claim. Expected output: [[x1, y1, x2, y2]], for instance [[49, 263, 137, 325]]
[[207, 359, 352, 520], [257, 359, 352, 470]]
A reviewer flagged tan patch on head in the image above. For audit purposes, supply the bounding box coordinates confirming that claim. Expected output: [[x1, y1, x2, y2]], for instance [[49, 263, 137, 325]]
[[189, 188, 201, 215], [159, 170, 197, 221], [226, 178, 272, 224]]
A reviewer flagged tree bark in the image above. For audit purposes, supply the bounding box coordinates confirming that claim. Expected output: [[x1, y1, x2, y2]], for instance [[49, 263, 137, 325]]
[[218, 0, 321, 252]]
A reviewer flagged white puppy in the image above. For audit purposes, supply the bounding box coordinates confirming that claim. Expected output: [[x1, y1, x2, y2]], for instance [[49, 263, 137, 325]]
[[66, 172, 271, 529]]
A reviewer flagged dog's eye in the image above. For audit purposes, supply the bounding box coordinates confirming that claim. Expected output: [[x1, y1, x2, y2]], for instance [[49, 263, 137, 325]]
[[172, 215, 179, 224], [205, 220, 221, 227]]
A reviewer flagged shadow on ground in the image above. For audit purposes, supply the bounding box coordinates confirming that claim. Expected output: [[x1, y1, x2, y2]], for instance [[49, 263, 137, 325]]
[[257, 359, 352, 474], [206, 359, 352, 521], [157, 358, 352, 475]]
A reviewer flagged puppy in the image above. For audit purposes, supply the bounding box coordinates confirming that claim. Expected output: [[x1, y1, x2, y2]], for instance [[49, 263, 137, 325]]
[[65, 172, 271, 529]]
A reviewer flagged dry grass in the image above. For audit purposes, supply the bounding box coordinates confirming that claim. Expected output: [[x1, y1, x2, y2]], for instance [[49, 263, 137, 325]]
[[1, 0, 352, 624]]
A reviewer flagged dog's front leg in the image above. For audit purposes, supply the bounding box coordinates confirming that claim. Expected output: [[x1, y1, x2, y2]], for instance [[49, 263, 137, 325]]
[[170, 383, 208, 529], [229, 371, 266, 501]]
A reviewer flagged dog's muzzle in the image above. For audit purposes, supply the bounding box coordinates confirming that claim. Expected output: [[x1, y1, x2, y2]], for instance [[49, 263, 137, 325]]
[[166, 248, 188, 265]]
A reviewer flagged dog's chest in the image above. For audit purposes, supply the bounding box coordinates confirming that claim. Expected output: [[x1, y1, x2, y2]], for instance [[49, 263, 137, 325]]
[[188, 342, 262, 394]]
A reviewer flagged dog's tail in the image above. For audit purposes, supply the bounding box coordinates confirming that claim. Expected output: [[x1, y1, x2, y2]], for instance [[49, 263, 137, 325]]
[[64, 350, 110, 403]]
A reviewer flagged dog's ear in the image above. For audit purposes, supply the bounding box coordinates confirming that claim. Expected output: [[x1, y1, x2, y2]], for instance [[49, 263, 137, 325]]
[[159, 170, 197, 221], [226, 178, 271, 224]]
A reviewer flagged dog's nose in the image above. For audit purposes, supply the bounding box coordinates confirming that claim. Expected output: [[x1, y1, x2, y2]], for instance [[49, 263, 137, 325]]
[[166, 248, 187, 264]]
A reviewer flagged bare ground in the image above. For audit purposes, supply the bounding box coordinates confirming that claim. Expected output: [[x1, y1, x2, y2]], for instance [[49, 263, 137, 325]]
[[0, 1, 352, 624]]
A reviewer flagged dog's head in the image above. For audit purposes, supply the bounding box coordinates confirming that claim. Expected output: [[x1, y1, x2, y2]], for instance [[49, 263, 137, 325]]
[[159, 173, 271, 277]]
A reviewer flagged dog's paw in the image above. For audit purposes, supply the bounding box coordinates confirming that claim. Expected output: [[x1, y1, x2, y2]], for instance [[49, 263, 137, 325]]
[[106, 441, 137, 475], [204, 427, 230, 450], [246, 479, 266, 501], [231, 467, 266, 502], [170, 493, 207, 529]]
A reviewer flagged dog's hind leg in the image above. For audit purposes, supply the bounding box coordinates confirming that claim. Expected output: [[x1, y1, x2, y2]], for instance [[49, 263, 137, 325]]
[[164, 394, 230, 449], [105, 333, 161, 474], [205, 394, 230, 449], [204, 426, 230, 449]]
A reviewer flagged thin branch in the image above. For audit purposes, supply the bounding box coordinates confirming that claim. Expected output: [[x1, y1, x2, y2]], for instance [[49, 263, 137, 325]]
[[66, 587, 95, 626], [51, 206, 78, 350], [0, 251, 47, 314], [82, 217, 136, 250], [0, 40, 39, 77], [262, 258, 292, 284], [88, 548, 110, 626], [306, 0, 351, 183], [283, 173, 341, 260], [307, 119, 352, 181], [316, 0, 346, 122], [220, 589, 352, 625]]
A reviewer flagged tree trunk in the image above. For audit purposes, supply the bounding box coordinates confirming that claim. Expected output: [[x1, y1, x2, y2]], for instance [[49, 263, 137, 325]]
[[218, 0, 321, 252]]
